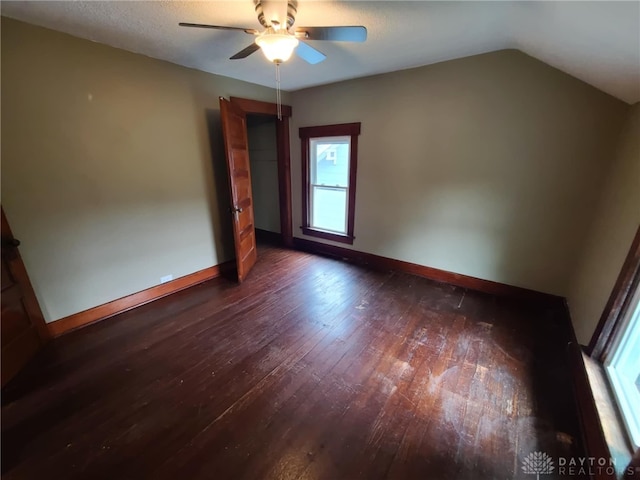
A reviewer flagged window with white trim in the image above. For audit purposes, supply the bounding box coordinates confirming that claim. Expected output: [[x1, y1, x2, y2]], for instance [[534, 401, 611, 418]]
[[605, 285, 640, 450]]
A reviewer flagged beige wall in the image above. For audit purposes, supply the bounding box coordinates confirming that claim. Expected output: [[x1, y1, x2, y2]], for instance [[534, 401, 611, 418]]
[[2, 17, 633, 330], [247, 117, 280, 233], [568, 103, 640, 345], [290, 50, 628, 296], [1, 18, 289, 322]]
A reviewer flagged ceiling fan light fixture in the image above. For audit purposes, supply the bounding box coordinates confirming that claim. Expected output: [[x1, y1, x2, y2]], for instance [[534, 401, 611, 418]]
[[255, 31, 299, 63]]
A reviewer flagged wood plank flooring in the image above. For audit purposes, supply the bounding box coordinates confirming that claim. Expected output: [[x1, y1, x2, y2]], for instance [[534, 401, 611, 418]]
[[1, 244, 585, 479]]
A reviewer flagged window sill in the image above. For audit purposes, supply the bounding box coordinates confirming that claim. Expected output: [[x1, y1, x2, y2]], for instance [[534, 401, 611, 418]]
[[582, 350, 637, 478], [301, 227, 354, 245]]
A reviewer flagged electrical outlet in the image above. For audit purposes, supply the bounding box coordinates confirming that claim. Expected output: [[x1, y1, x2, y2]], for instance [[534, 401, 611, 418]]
[[160, 274, 173, 284]]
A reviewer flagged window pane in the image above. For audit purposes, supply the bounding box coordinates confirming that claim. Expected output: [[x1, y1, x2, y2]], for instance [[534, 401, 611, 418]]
[[311, 186, 347, 233], [311, 136, 350, 187]]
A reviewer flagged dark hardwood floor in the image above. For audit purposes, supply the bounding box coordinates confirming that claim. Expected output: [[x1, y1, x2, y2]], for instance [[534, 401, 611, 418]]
[[2, 244, 585, 479]]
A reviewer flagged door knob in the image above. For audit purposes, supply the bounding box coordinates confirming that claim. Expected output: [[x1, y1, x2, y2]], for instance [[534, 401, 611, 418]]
[[2, 237, 20, 248], [229, 206, 243, 214]]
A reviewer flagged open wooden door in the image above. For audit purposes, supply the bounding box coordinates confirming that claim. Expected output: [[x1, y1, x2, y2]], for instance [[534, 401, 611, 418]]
[[1, 209, 50, 387], [220, 97, 258, 282]]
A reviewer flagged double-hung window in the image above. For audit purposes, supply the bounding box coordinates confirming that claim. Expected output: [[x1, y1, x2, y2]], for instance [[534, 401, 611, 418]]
[[299, 123, 360, 244]]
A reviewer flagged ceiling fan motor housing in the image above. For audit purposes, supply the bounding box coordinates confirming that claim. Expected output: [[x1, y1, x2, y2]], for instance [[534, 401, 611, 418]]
[[255, 0, 297, 30]]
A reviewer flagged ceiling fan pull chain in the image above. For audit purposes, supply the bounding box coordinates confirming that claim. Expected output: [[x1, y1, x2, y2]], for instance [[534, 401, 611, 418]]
[[275, 61, 282, 121]]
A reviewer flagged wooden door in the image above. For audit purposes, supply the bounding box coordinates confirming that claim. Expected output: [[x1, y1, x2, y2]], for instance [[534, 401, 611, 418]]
[[1, 209, 49, 387], [220, 97, 258, 282]]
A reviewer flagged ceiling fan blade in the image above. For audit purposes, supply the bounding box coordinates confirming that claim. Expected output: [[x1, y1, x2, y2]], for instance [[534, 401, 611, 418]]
[[230, 43, 261, 60], [179, 23, 258, 35], [295, 41, 326, 64], [295, 26, 367, 42]]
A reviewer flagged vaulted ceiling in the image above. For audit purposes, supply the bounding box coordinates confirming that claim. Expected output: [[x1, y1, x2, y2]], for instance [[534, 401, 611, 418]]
[[2, 1, 639, 103]]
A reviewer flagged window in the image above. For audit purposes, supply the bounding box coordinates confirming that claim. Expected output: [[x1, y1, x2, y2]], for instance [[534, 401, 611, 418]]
[[588, 226, 640, 452], [605, 284, 640, 449], [300, 123, 360, 244]]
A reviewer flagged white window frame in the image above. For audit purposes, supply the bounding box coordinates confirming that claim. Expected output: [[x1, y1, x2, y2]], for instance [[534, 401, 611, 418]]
[[309, 136, 351, 235], [605, 284, 640, 449]]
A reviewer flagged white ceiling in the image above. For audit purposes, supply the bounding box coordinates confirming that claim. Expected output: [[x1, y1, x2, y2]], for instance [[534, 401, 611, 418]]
[[2, 1, 639, 103]]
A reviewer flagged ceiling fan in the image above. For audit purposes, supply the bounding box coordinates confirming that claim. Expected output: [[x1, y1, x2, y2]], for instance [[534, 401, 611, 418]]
[[179, 0, 367, 64]]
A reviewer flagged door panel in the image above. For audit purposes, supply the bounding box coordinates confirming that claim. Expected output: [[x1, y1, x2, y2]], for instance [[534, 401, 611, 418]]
[[220, 97, 258, 283], [1, 209, 49, 386]]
